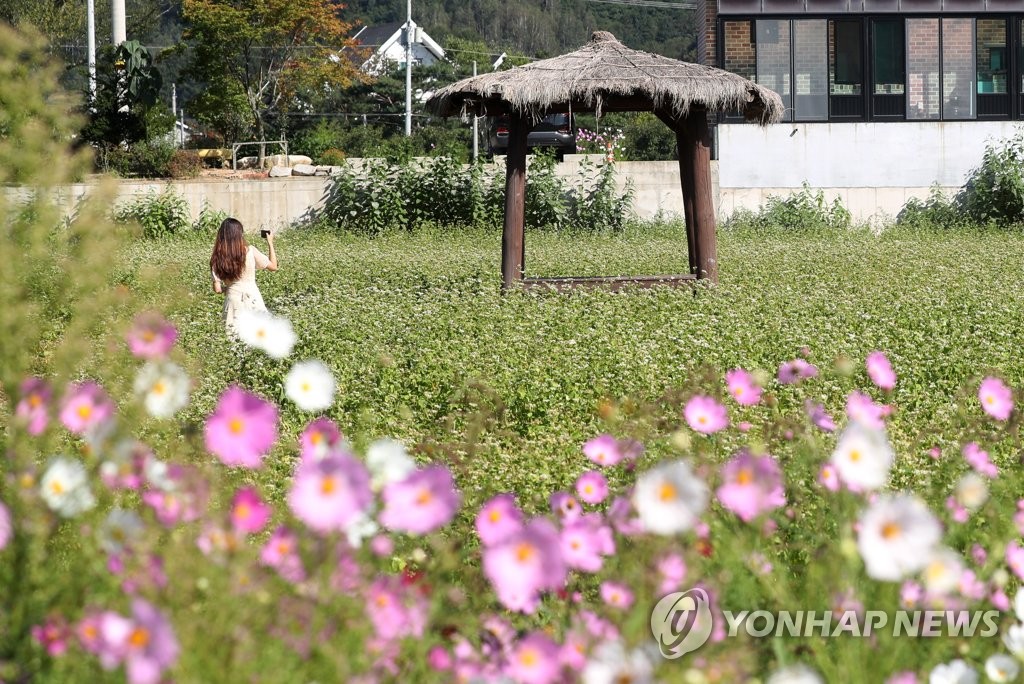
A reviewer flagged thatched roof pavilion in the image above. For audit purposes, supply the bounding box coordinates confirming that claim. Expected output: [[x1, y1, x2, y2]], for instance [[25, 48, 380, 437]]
[[428, 31, 784, 290]]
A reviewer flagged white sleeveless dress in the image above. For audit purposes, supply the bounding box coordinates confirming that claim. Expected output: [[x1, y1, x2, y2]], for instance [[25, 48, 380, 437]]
[[212, 245, 270, 335]]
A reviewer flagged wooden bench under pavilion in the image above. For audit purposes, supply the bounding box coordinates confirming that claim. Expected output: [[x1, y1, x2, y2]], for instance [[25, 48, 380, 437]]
[[427, 30, 783, 291]]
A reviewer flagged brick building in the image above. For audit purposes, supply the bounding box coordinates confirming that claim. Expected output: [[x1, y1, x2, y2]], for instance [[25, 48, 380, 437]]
[[699, 1, 1024, 219]]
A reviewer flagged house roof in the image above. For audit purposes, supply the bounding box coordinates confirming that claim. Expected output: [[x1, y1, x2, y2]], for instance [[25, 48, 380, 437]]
[[352, 21, 446, 65]]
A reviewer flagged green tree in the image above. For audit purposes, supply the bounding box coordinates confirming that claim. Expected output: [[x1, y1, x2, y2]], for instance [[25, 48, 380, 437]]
[[183, 0, 365, 155]]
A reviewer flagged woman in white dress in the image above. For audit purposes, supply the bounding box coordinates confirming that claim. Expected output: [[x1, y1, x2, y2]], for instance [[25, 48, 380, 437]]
[[210, 218, 278, 335]]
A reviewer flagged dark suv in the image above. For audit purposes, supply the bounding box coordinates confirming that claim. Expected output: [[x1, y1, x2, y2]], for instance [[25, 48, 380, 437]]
[[487, 113, 576, 159]]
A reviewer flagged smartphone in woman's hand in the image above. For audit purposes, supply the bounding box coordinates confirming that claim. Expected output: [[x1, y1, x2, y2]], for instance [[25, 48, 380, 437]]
[[260, 229, 271, 239]]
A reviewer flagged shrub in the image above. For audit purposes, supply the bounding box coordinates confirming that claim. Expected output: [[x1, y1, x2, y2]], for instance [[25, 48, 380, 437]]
[[166, 150, 203, 179], [193, 201, 229, 234], [896, 185, 972, 230], [960, 130, 1024, 226], [101, 140, 176, 178], [114, 189, 192, 238], [319, 148, 346, 166]]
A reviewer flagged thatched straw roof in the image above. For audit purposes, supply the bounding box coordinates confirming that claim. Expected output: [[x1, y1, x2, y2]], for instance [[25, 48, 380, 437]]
[[427, 31, 784, 125]]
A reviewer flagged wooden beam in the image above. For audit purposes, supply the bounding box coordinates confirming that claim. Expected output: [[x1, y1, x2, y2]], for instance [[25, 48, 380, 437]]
[[655, 109, 698, 277], [501, 112, 528, 289], [523, 274, 696, 293], [684, 110, 718, 283]]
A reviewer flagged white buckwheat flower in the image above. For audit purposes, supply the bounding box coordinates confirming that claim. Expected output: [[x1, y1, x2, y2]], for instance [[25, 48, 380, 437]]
[[133, 361, 190, 418], [632, 460, 708, 535], [284, 360, 335, 411], [40, 458, 96, 517], [857, 493, 941, 581]]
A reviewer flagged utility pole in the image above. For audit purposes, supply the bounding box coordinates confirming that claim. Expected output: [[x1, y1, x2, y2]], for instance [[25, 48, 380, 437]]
[[472, 61, 478, 161], [404, 0, 413, 136], [112, 0, 126, 45], [87, 0, 97, 100]]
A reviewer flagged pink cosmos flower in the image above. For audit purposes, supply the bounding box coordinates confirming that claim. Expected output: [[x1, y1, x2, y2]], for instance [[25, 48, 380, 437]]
[[230, 486, 271, 534], [506, 632, 560, 684], [122, 600, 179, 684], [559, 514, 615, 573], [979, 377, 1013, 420], [583, 434, 623, 467], [550, 491, 582, 523], [204, 386, 278, 468], [846, 391, 887, 430], [483, 518, 566, 613], [716, 451, 786, 522], [476, 494, 524, 546], [962, 442, 998, 478], [299, 417, 343, 463], [559, 631, 589, 669], [76, 612, 106, 655], [1007, 540, 1024, 580], [725, 368, 762, 406], [900, 581, 923, 609], [428, 646, 453, 671], [288, 454, 372, 534], [658, 553, 687, 594], [16, 377, 51, 436], [1015, 500, 1024, 536], [600, 581, 635, 610], [577, 609, 619, 641], [575, 471, 608, 505], [886, 672, 919, 684], [607, 494, 643, 536], [945, 497, 969, 523], [379, 465, 461, 535], [959, 569, 986, 601], [101, 441, 154, 491], [366, 576, 428, 641], [260, 526, 306, 583], [60, 382, 114, 435], [684, 395, 728, 434], [805, 400, 835, 432], [140, 464, 207, 527], [778, 358, 818, 384], [991, 588, 1011, 612], [928, 446, 942, 460], [126, 312, 178, 359], [0, 502, 10, 551], [866, 351, 896, 391], [370, 534, 394, 557], [32, 617, 70, 656], [819, 463, 841, 492]]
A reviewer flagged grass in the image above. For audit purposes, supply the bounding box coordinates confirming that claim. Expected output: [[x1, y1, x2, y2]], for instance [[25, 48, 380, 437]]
[[116, 221, 1024, 509]]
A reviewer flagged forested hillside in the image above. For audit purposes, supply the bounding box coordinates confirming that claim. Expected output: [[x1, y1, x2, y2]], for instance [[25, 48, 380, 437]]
[[349, 0, 699, 61]]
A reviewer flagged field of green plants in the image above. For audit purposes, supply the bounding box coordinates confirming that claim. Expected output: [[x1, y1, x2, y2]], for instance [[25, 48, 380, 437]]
[[7, 24, 1024, 684]]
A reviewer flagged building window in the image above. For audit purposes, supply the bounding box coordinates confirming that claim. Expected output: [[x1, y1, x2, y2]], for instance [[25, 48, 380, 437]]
[[977, 19, 1008, 95], [756, 20, 792, 121], [907, 18, 940, 120], [942, 18, 975, 119], [794, 20, 828, 120], [872, 19, 905, 96], [830, 19, 864, 118]]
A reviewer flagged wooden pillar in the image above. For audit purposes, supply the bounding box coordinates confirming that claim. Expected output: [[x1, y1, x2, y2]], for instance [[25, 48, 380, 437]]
[[682, 109, 717, 283], [502, 112, 528, 289], [675, 127, 699, 276]]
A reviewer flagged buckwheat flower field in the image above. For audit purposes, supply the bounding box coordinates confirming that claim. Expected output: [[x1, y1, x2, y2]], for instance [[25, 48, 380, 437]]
[[5, 24, 1024, 684]]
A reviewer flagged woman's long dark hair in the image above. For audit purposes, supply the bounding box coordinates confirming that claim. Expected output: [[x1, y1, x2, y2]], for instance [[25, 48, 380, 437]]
[[210, 218, 247, 283]]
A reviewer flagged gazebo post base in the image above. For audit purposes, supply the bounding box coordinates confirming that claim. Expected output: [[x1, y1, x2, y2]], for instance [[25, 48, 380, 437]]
[[685, 110, 718, 283], [501, 112, 529, 290]]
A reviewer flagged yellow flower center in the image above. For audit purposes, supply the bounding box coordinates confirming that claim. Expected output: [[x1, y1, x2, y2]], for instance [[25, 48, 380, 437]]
[[28, 394, 42, 408], [849, 449, 861, 462], [734, 387, 744, 396], [276, 541, 291, 555], [128, 627, 150, 649], [229, 418, 244, 435], [50, 480, 65, 495], [519, 648, 538, 667], [321, 476, 337, 495], [698, 415, 707, 425], [515, 543, 535, 563], [488, 510, 501, 523], [415, 489, 433, 506], [301, 382, 311, 393], [310, 432, 322, 445], [375, 594, 390, 608], [571, 540, 581, 550], [141, 330, 156, 342], [77, 404, 93, 419], [658, 482, 677, 502], [985, 395, 994, 404], [881, 521, 901, 540], [736, 468, 754, 486], [236, 503, 251, 520], [584, 484, 593, 494], [256, 328, 266, 339], [152, 380, 167, 396]]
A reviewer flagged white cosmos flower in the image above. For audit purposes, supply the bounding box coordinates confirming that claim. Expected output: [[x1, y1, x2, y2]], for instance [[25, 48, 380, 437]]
[[920, 547, 965, 596], [929, 659, 978, 684], [144, 457, 175, 491], [366, 439, 415, 491], [857, 493, 942, 581], [830, 421, 894, 491], [133, 361, 190, 418], [40, 458, 96, 517], [632, 460, 708, 535], [345, 511, 379, 548], [766, 664, 825, 684], [236, 310, 296, 359], [985, 654, 1020, 683], [284, 360, 335, 411], [1015, 588, 1024, 622], [99, 508, 145, 554], [954, 473, 988, 511], [581, 641, 654, 684], [1004, 623, 1024, 658]]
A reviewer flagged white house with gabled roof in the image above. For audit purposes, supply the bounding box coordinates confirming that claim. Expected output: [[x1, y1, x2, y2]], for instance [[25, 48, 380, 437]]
[[352, 21, 447, 76]]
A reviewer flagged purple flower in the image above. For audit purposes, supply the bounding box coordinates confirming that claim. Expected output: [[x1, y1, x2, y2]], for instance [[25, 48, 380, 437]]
[[1007, 540, 1024, 580], [716, 451, 786, 522], [204, 386, 278, 468], [575, 471, 608, 505], [288, 454, 372, 534], [979, 377, 1013, 420], [846, 391, 887, 430], [123, 600, 178, 684], [379, 465, 461, 535], [507, 632, 560, 684], [60, 382, 114, 435], [483, 518, 566, 613], [725, 368, 762, 406], [866, 351, 897, 391], [15, 377, 51, 435], [684, 395, 728, 434], [126, 312, 178, 359], [298, 417, 343, 463], [962, 442, 998, 478], [582, 434, 623, 467], [0, 501, 10, 551], [778, 358, 818, 384], [805, 400, 836, 432], [559, 513, 614, 572], [476, 494, 524, 546]]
